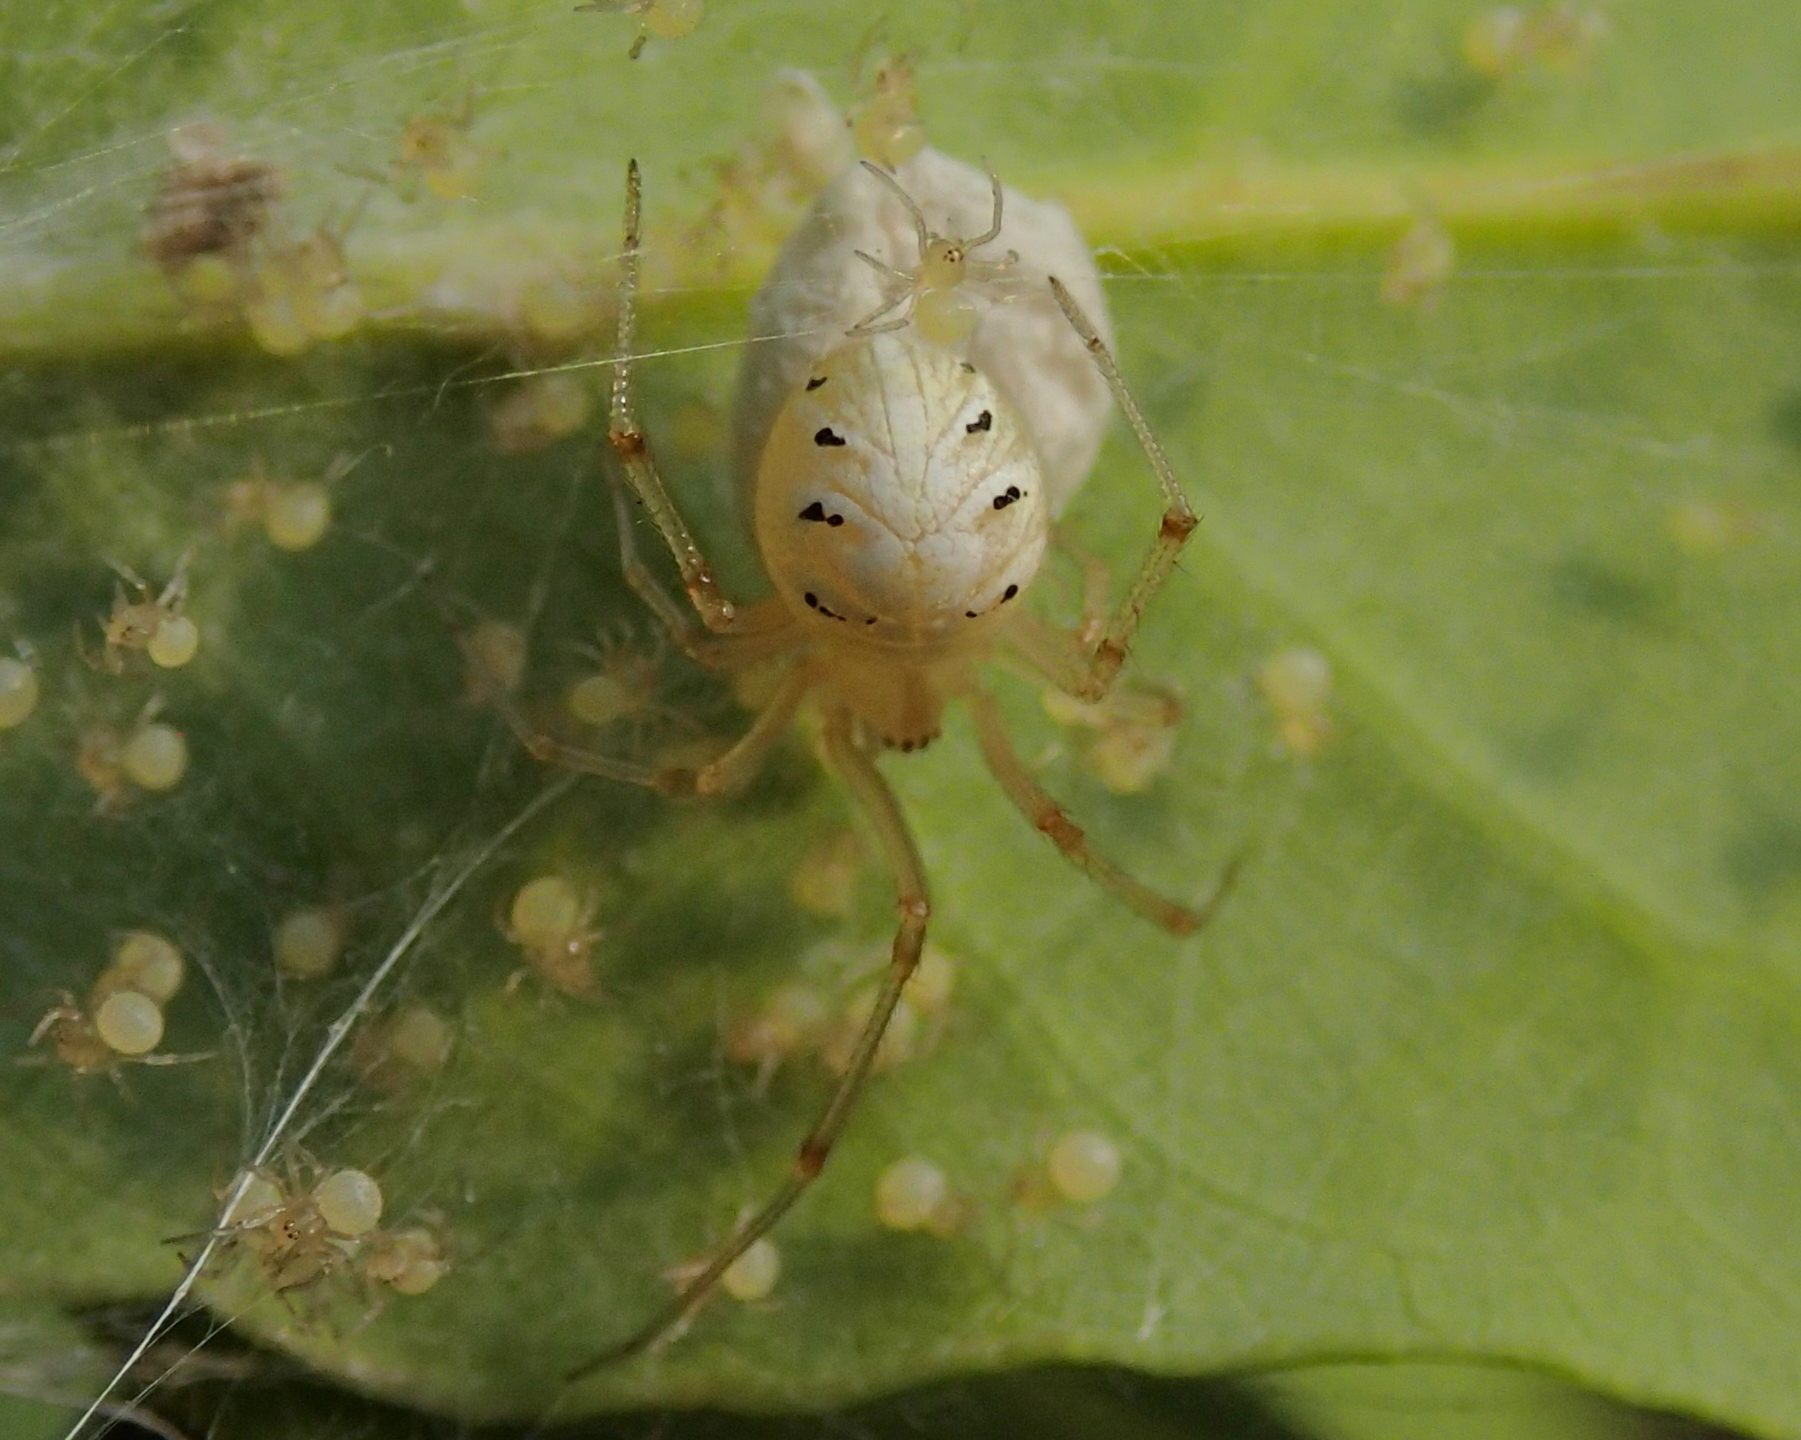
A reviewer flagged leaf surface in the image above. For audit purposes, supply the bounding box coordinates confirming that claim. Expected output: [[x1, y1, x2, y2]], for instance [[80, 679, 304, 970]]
[[0, 1, 1796, 1434]]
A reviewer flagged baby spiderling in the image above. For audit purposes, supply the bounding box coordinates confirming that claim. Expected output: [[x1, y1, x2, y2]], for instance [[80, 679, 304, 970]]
[[243, 216, 366, 356], [578, 0, 704, 60], [666, 1212, 780, 1312], [363, 1221, 452, 1295], [1013, 1128, 1124, 1212], [1041, 682, 1184, 795], [93, 930, 186, 1006], [848, 161, 1019, 345], [77, 699, 190, 810], [29, 991, 166, 1075], [25, 930, 198, 1083], [352, 1004, 455, 1093], [725, 981, 832, 1093], [212, 1163, 380, 1294], [503, 873, 604, 998], [1256, 646, 1335, 758], [223, 455, 345, 550], [563, 626, 668, 734], [93, 557, 196, 674], [848, 51, 925, 169], [274, 905, 349, 980], [1463, 4, 1608, 76], [1380, 207, 1456, 309], [208, 1162, 451, 1307], [393, 90, 486, 202], [1047, 1129, 1123, 1204], [486, 374, 595, 454], [874, 1154, 966, 1236]]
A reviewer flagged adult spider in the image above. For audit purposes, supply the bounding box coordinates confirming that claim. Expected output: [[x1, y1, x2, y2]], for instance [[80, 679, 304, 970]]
[[534, 160, 1229, 1376]]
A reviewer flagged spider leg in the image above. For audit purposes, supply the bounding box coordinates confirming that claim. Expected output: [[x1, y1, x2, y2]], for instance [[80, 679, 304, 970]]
[[847, 277, 916, 336], [1027, 277, 1199, 703], [565, 709, 929, 1378], [607, 480, 797, 671], [1055, 529, 1114, 647], [27, 1003, 75, 1048], [852, 248, 913, 285], [502, 661, 811, 798], [965, 687, 1236, 936], [858, 159, 931, 258], [608, 160, 749, 633], [964, 253, 1018, 283], [846, 306, 917, 337], [967, 159, 1005, 250]]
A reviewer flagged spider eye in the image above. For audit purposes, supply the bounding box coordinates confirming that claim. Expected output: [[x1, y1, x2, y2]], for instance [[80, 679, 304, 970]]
[[921, 240, 964, 290]]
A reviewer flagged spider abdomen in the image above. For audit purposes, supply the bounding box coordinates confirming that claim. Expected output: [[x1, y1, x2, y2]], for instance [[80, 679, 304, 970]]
[[754, 332, 1048, 649]]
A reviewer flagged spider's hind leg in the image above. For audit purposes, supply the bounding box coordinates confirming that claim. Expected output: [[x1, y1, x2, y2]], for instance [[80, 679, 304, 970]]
[[564, 709, 930, 1376], [1032, 276, 1200, 703], [966, 687, 1237, 936]]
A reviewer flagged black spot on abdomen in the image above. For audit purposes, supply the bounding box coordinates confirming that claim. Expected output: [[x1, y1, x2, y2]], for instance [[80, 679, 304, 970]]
[[797, 501, 845, 526]]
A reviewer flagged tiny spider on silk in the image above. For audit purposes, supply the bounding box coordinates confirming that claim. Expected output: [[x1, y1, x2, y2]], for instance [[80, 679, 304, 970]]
[[520, 160, 1234, 1376], [847, 159, 1019, 342]]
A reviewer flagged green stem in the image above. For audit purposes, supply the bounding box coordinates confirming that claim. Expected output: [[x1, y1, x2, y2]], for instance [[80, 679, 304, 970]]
[[2, 145, 1798, 361]]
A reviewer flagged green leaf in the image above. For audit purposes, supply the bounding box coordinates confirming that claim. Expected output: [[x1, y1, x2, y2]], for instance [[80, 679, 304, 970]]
[[0, 1307, 120, 1440], [2, 1, 1797, 1437]]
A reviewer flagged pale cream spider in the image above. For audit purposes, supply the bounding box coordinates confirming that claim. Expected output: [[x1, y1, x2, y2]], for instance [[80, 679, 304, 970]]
[[562, 622, 677, 738], [23, 940, 206, 1089], [516, 161, 1232, 1376], [576, 0, 703, 61], [501, 873, 605, 998], [91, 555, 197, 673], [26, 992, 174, 1081], [206, 1162, 384, 1296], [847, 160, 1020, 342]]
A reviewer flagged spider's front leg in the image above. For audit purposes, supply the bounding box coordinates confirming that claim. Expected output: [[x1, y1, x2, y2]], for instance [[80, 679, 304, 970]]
[[609, 159, 759, 636], [846, 248, 918, 335], [605, 482, 794, 672], [1015, 278, 1199, 704]]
